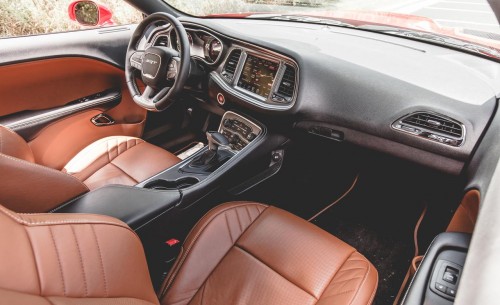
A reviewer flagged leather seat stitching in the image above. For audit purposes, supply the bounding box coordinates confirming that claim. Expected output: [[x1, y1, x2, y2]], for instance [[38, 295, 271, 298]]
[[49, 226, 66, 296], [224, 213, 233, 244], [348, 257, 372, 305], [91, 225, 108, 297], [161, 203, 266, 296], [235, 245, 318, 299], [160, 202, 268, 298], [314, 250, 356, 303], [329, 289, 356, 296], [0, 206, 130, 228], [244, 205, 252, 223], [336, 267, 367, 273], [367, 265, 378, 305], [331, 276, 364, 285], [109, 162, 139, 183], [234, 207, 243, 232], [23, 225, 43, 295], [44, 296, 56, 305], [0, 153, 89, 191], [71, 226, 88, 297], [72, 137, 144, 181]]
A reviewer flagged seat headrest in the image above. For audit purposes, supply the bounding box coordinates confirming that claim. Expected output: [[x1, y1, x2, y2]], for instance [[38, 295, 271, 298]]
[[0, 126, 34, 162]]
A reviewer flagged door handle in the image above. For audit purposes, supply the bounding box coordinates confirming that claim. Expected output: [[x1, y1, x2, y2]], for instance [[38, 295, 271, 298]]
[[91, 113, 115, 126]]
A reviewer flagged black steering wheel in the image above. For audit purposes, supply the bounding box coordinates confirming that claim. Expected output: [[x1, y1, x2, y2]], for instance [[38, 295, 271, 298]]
[[125, 13, 191, 112]]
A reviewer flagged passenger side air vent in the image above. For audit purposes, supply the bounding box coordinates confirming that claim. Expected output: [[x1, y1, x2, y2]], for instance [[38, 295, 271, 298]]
[[272, 64, 296, 103], [392, 112, 465, 147], [154, 35, 169, 47], [221, 49, 242, 82]]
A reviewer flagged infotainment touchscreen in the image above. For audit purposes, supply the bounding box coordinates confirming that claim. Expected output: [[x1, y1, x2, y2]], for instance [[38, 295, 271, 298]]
[[237, 55, 279, 98]]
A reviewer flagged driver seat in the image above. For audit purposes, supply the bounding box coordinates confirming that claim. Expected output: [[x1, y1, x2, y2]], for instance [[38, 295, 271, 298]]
[[0, 125, 180, 213]]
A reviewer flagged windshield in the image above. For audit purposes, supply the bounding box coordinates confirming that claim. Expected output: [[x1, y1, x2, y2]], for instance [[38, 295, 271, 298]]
[[165, 0, 500, 58]]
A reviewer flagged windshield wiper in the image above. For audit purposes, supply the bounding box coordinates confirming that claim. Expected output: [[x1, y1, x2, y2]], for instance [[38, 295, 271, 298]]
[[358, 25, 500, 59], [248, 14, 355, 28]]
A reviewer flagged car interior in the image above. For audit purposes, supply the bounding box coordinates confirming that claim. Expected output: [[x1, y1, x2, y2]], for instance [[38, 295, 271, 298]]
[[1, 0, 500, 305]]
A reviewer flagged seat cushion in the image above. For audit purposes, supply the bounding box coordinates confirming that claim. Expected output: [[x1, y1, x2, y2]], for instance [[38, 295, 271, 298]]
[[63, 136, 180, 190], [160, 202, 378, 305]]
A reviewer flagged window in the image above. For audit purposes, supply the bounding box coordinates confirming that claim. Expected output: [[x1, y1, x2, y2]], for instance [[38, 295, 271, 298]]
[[0, 0, 142, 38]]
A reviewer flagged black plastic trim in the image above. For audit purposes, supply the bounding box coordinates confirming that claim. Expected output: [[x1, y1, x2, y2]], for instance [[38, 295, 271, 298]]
[[402, 232, 471, 305], [53, 185, 181, 231]]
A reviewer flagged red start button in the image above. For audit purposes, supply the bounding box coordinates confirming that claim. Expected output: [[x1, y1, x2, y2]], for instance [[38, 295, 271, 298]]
[[217, 93, 225, 105]]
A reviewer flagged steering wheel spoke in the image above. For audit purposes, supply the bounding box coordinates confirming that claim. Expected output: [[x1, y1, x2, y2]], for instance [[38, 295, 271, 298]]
[[126, 12, 190, 112], [129, 51, 144, 70]]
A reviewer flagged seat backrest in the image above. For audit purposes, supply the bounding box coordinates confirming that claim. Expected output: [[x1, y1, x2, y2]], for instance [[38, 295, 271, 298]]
[[0, 126, 89, 213], [0, 204, 159, 305]]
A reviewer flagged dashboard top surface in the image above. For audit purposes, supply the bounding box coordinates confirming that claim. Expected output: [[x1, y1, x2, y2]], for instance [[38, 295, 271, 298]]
[[176, 17, 500, 173]]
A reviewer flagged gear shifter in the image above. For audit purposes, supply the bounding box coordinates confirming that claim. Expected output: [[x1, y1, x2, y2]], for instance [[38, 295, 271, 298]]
[[190, 131, 229, 167], [207, 131, 229, 151]]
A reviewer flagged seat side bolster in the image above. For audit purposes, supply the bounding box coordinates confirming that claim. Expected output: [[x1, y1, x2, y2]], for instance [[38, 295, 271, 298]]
[[0, 125, 35, 162], [159, 201, 268, 305], [0, 153, 89, 213]]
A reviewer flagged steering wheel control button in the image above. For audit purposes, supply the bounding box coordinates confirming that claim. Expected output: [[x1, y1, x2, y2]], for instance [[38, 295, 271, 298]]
[[217, 93, 225, 105], [435, 283, 447, 293]]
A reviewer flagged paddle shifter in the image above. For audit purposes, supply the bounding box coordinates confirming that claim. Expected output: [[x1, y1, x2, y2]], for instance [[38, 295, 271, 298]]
[[190, 131, 229, 167]]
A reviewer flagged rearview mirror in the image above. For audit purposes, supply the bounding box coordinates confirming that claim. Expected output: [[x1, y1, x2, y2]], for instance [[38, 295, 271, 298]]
[[68, 1, 113, 26]]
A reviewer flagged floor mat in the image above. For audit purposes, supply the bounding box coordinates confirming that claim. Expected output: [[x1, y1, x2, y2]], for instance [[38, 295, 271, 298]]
[[235, 139, 359, 219], [312, 173, 425, 305]]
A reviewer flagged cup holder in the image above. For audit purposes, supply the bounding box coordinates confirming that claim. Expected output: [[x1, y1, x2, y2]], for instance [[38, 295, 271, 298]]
[[144, 177, 199, 191]]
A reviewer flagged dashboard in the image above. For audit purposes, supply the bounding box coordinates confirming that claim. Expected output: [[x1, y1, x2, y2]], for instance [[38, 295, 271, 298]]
[[138, 17, 500, 175]]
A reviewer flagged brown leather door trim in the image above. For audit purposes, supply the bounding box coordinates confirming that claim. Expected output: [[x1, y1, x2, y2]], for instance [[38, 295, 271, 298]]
[[3, 90, 121, 140]]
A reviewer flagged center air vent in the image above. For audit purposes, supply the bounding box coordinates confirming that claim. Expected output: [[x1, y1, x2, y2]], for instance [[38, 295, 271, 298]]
[[392, 112, 465, 147], [154, 35, 169, 47], [221, 49, 242, 82]]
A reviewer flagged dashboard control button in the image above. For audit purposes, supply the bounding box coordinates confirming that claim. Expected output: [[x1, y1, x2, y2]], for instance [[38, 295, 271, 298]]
[[446, 288, 456, 297], [247, 133, 256, 141], [443, 272, 457, 284], [223, 119, 232, 128], [435, 283, 447, 293], [217, 93, 225, 105]]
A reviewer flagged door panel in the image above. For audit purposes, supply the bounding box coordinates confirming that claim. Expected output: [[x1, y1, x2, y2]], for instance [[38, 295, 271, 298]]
[[0, 27, 148, 169], [0, 57, 128, 116]]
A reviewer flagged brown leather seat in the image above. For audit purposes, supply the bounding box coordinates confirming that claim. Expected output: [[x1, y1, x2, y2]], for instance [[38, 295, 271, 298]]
[[0, 126, 180, 212], [0, 201, 378, 305]]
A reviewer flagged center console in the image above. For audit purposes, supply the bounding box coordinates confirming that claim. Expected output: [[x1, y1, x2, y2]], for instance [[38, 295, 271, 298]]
[[54, 111, 266, 230]]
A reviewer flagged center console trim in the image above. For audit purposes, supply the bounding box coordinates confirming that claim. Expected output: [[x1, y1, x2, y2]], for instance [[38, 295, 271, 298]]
[[215, 44, 299, 111]]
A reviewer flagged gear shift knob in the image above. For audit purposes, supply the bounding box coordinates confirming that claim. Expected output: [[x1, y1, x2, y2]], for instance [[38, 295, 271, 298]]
[[207, 131, 229, 151]]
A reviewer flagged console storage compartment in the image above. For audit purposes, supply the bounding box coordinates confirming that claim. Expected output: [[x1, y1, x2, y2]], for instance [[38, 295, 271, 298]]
[[53, 185, 181, 230]]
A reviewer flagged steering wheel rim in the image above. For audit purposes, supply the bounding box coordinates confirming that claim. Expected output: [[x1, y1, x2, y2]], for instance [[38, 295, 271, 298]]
[[125, 13, 191, 112]]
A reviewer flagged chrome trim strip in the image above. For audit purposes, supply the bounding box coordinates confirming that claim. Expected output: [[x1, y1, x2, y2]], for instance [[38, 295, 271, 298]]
[[211, 71, 291, 111], [6, 92, 120, 130]]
